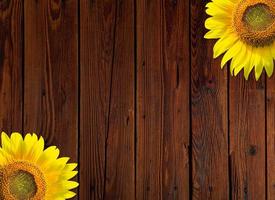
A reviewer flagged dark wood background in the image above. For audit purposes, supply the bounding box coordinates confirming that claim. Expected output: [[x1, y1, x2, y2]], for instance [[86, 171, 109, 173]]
[[0, 0, 274, 199]]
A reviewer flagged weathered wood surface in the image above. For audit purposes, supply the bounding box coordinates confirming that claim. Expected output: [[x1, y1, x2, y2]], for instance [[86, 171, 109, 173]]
[[230, 75, 266, 200], [267, 76, 274, 200], [136, 0, 190, 199], [0, 0, 23, 132], [24, 0, 78, 198], [80, 0, 135, 199], [0, 0, 272, 199], [191, 0, 229, 199]]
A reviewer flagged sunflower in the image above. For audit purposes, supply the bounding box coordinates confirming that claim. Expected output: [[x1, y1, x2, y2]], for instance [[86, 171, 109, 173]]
[[204, 0, 275, 80], [0, 132, 78, 200]]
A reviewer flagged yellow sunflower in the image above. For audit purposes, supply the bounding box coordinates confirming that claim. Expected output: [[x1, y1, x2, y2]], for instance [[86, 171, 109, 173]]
[[0, 132, 78, 200], [205, 0, 275, 80]]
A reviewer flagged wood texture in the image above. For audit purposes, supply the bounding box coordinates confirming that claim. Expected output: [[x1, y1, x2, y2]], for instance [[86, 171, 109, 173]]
[[24, 0, 78, 156], [0, 0, 273, 199], [80, 0, 135, 199], [191, 0, 229, 199], [0, 0, 23, 132], [230, 75, 266, 200], [24, 1, 78, 197], [136, 0, 190, 199], [267, 76, 273, 200]]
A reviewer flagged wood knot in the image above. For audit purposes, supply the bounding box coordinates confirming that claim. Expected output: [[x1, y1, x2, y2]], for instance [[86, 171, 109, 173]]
[[256, 81, 265, 90], [90, 184, 95, 191], [205, 78, 216, 90], [49, 0, 62, 23], [171, 0, 177, 7], [209, 186, 213, 192], [248, 145, 257, 156], [142, 61, 145, 68], [41, 89, 46, 97], [126, 116, 130, 126], [244, 186, 248, 194]]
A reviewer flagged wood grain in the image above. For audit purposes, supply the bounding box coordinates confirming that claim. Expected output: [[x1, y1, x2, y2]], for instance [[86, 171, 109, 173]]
[[267, 75, 274, 200], [80, 0, 135, 199], [191, 0, 229, 199], [1, 1, 273, 199], [0, 0, 23, 132], [230, 75, 266, 199], [136, 0, 190, 199], [24, 0, 78, 196]]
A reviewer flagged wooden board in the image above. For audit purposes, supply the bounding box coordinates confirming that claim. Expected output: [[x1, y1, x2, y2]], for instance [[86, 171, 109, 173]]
[[0, 0, 23, 132], [191, 0, 229, 199], [136, 0, 190, 199], [80, 0, 135, 199], [267, 75, 274, 200], [24, 2, 78, 199], [230, 75, 266, 199], [1, 1, 274, 199]]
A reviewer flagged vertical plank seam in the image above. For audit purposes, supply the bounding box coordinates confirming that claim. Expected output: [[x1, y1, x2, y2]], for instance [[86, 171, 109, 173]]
[[134, 0, 138, 198], [265, 75, 268, 200], [44, 6, 56, 142], [188, 0, 192, 199], [103, 0, 118, 198], [160, 1, 165, 198], [22, 0, 25, 133], [77, 0, 81, 199], [227, 64, 232, 200]]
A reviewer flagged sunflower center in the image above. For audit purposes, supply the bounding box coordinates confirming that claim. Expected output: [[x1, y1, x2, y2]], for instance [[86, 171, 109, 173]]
[[0, 161, 46, 200], [243, 4, 273, 31], [234, 0, 275, 46], [9, 170, 37, 199]]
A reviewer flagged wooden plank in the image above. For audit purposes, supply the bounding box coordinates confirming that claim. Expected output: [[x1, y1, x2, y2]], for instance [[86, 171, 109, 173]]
[[136, 0, 190, 199], [230, 75, 265, 199], [0, 0, 23, 132], [266, 76, 274, 200], [24, 0, 78, 190], [190, 0, 229, 199], [80, 0, 135, 199]]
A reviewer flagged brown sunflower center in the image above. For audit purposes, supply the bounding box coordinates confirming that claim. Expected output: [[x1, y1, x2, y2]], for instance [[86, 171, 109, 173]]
[[0, 161, 46, 200], [243, 4, 273, 31], [9, 170, 37, 199], [234, 0, 275, 46]]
